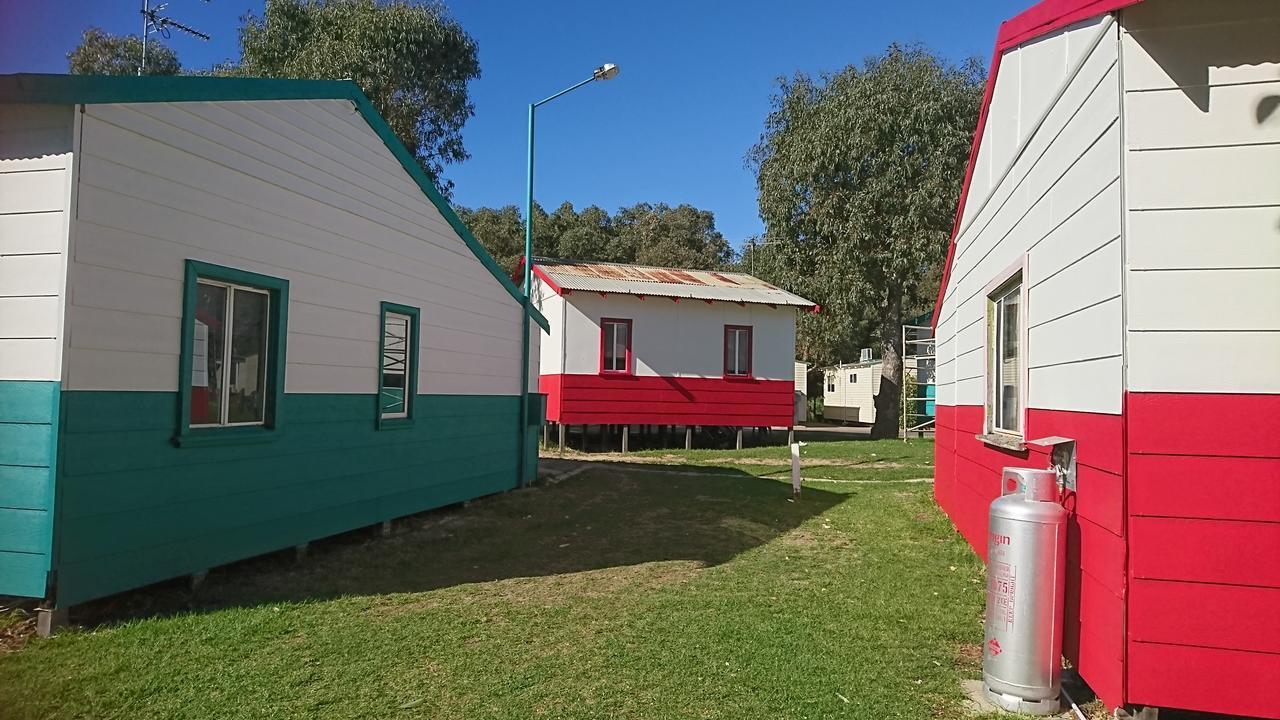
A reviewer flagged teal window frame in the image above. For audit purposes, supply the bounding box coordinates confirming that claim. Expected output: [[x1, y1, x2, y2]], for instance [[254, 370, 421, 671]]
[[377, 301, 421, 430], [175, 260, 289, 448]]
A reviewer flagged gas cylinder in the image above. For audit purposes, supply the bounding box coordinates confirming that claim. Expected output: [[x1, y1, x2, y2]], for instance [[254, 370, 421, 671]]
[[983, 467, 1068, 715]]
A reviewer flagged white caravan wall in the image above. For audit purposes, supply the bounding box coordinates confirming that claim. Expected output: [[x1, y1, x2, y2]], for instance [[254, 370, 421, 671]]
[[64, 99, 527, 396], [1121, 0, 1280, 393], [0, 104, 73, 381], [936, 16, 1123, 415], [823, 363, 882, 424], [558, 292, 796, 380]]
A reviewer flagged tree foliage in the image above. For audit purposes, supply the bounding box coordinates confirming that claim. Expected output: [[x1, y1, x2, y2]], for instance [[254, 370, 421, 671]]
[[456, 201, 734, 274], [752, 44, 983, 436], [235, 0, 480, 196], [67, 28, 181, 76]]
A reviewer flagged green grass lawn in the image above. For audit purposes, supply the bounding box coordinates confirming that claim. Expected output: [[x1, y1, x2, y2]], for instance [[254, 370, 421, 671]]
[[0, 438, 998, 720], [553, 434, 937, 483]]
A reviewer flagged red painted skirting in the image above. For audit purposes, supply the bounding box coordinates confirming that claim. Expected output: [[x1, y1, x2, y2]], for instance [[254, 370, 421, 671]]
[[539, 373, 794, 427], [1128, 642, 1280, 719]]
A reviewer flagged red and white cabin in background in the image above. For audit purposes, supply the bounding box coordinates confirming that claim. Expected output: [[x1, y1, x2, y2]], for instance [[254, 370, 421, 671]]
[[932, 0, 1279, 716], [528, 258, 816, 429]]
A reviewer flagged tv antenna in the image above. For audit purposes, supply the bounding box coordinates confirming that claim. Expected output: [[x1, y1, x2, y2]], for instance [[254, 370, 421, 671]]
[[139, 0, 211, 75]]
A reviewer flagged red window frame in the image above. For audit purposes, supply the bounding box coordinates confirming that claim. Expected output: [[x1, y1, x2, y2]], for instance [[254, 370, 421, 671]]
[[599, 318, 633, 375], [723, 324, 753, 378]]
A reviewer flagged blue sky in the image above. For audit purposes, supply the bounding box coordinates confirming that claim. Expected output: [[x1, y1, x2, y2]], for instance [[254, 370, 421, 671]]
[[0, 1, 1028, 249]]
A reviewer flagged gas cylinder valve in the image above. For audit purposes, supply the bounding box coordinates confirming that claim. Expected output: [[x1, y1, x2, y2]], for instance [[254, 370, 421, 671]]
[[1026, 436, 1076, 492]]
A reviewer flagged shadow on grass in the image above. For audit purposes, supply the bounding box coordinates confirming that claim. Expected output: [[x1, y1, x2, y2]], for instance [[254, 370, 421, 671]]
[[69, 460, 848, 630]]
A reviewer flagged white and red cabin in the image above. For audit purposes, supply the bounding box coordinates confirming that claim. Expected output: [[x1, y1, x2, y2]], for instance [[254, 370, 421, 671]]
[[528, 258, 817, 430], [932, 0, 1279, 716]]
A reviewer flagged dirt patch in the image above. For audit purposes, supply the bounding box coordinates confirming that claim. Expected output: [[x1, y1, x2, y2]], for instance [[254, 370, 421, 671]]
[[541, 452, 926, 471], [0, 610, 36, 654], [781, 529, 854, 549], [721, 458, 926, 469], [372, 561, 703, 618], [719, 517, 776, 542], [953, 641, 983, 673]]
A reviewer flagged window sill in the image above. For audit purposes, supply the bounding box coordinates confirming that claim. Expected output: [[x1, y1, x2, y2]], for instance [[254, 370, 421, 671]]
[[975, 432, 1026, 452], [722, 374, 757, 382], [377, 417, 416, 431], [173, 426, 281, 448]]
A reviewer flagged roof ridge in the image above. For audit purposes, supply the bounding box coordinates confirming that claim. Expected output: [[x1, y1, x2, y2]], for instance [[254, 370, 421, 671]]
[[537, 256, 756, 277]]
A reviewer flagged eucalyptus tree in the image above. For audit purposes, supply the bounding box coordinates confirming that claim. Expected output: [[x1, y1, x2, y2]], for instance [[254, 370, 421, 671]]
[[68, 28, 181, 76], [456, 205, 525, 273], [460, 201, 734, 274], [237, 0, 480, 197], [616, 203, 734, 270], [752, 44, 983, 437]]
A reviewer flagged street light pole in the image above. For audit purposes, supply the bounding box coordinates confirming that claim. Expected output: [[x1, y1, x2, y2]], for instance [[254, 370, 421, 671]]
[[517, 63, 619, 488]]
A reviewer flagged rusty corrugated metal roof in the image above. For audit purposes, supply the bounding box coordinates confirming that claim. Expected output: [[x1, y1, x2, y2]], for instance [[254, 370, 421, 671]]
[[533, 258, 817, 309]]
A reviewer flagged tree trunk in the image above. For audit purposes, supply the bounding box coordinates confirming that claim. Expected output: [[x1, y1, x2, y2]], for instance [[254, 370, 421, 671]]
[[870, 288, 903, 439]]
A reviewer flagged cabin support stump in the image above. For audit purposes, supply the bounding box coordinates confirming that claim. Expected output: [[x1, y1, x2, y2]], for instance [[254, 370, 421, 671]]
[[685, 426, 693, 450], [190, 570, 208, 591], [788, 428, 795, 445], [35, 606, 67, 638], [381, 520, 392, 537], [558, 423, 566, 455], [621, 425, 630, 453], [294, 543, 309, 562], [735, 427, 743, 450]]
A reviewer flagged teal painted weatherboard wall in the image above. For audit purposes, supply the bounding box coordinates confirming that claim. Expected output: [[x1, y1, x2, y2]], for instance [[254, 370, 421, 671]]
[[53, 390, 524, 607], [0, 380, 59, 598]]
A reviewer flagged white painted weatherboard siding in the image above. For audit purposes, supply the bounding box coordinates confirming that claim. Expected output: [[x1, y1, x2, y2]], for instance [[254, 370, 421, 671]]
[[1121, 0, 1280, 394], [64, 99, 527, 396], [556, 292, 796, 380], [0, 104, 73, 381], [963, 15, 1111, 234], [936, 17, 1123, 415], [533, 277, 565, 376]]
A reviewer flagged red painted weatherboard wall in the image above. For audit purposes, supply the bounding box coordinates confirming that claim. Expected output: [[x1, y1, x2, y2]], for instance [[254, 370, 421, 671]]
[[540, 374, 794, 427]]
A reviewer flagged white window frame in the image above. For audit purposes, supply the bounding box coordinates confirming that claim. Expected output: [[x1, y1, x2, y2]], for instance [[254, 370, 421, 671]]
[[983, 257, 1028, 438], [380, 311, 413, 420], [724, 325, 752, 377], [192, 278, 271, 429], [600, 318, 632, 374]]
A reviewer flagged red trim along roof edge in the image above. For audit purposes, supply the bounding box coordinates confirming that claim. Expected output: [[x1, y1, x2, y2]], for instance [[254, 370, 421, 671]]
[[931, 0, 1145, 331]]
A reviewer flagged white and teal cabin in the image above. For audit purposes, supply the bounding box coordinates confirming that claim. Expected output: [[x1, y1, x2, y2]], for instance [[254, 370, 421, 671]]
[[0, 74, 547, 618]]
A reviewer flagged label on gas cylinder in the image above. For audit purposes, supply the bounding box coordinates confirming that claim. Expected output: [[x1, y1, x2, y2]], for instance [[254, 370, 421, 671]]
[[991, 560, 1016, 630]]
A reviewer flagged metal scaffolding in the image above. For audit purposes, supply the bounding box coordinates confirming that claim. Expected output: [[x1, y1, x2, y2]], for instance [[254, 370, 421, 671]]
[[901, 324, 936, 440]]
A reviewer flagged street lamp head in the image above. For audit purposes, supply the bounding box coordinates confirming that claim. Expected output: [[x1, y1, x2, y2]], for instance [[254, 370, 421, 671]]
[[593, 63, 620, 81]]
